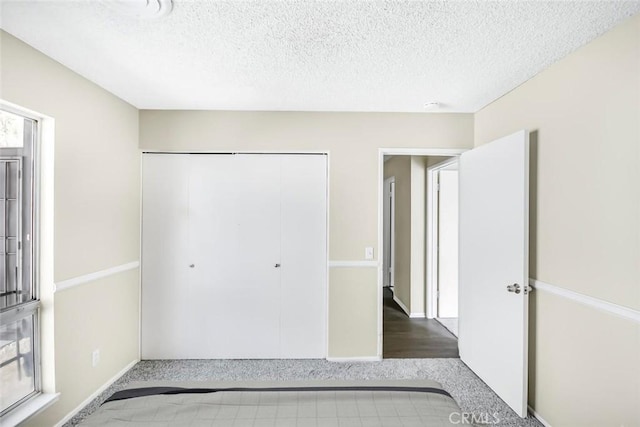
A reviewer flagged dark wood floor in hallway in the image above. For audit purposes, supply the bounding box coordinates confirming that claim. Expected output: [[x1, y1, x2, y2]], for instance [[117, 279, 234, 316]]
[[383, 287, 459, 358]]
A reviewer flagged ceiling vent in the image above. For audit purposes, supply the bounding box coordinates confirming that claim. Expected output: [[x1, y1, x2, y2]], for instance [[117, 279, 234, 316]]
[[101, 0, 173, 19]]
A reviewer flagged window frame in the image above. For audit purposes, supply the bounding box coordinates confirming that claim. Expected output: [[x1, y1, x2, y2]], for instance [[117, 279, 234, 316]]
[[0, 108, 42, 418]]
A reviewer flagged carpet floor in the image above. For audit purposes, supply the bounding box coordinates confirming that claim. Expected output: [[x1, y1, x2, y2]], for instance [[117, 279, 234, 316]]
[[66, 359, 542, 427]]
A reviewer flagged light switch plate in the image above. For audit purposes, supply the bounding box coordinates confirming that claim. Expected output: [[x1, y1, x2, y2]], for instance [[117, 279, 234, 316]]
[[365, 247, 374, 260]]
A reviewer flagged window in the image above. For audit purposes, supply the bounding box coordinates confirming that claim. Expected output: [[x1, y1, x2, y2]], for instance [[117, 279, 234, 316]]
[[0, 109, 40, 416]]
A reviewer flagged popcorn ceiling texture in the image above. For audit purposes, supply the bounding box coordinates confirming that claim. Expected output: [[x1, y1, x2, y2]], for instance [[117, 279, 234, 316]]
[[1, 1, 638, 112]]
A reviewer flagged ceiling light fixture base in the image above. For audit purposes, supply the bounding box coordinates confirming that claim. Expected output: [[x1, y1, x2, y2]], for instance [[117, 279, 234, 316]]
[[101, 0, 173, 20]]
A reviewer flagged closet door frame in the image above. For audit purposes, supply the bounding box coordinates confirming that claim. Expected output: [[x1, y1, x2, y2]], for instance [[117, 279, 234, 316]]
[[140, 150, 331, 359]]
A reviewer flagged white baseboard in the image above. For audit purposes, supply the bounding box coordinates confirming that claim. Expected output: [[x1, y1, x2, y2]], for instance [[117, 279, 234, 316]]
[[393, 295, 424, 317], [327, 356, 382, 362], [54, 359, 138, 427], [528, 405, 552, 427], [393, 294, 411, 316]]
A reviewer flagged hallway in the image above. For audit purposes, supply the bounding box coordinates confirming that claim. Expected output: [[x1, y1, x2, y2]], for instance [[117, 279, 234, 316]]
[[383, 287, 459, 358]]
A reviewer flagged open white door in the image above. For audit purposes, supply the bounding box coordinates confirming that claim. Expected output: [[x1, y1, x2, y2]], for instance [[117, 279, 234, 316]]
[[458, 130, 529, 417]]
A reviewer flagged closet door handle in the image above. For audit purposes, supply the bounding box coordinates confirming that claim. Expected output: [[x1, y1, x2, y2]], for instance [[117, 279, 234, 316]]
[[274, 264, 281, 268], [189, 264, 195, 268]]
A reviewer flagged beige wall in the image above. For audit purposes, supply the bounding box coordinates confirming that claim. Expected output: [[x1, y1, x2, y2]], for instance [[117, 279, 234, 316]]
[[0, 31, 140, 426], [328, 268, 379, 357], [475, 13, 640, 426], [140, 111, 474, 356]]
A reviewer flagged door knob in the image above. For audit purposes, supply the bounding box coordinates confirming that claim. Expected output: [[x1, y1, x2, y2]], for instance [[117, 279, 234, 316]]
[[506, 283, 521, 294], [189, 264, 195, 268], [274, 264, 281, 268]]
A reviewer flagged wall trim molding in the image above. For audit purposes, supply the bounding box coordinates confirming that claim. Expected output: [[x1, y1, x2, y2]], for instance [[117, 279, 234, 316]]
[[55, 261, 140, 293], [54, 359, 139, 427], [409, 312, 426, 319], [529, 278, 640, 324], [326, 356, 382, 362], [528, 405, 552, 427], [328, 260, 378, 268]]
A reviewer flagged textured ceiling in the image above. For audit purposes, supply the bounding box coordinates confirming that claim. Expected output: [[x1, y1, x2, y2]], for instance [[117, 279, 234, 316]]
[[1, 1, 639, 112]]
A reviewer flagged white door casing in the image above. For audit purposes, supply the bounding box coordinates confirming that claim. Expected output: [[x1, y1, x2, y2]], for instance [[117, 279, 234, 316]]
[[437, 169, 459, 318], [458, 130, 530, 417], [426, 156, 459, 320], [383, 177, 395, 288]]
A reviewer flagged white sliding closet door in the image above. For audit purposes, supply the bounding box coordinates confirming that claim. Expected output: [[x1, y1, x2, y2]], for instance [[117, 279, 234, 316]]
[[280, 155, 327, 358], [141, 153, 327, 359], [189, 155, 282, 358], [141, 154, 191, 358]]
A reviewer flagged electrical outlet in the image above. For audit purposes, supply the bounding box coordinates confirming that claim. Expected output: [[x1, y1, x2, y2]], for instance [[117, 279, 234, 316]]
[[365, 247, 374, 260], [92, 349, 100, 367]]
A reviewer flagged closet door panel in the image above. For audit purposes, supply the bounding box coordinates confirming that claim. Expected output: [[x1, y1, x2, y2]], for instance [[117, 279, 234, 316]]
[[141, 154, 192, 359], [280, 155, 327, 357], [188, 155, 282, 358]]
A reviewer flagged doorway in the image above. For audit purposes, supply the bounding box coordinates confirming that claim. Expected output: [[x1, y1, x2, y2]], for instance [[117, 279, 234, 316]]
[[379, 151, 462, 358], [427, 159, 460, 337], [377, 132, 530, 416]]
